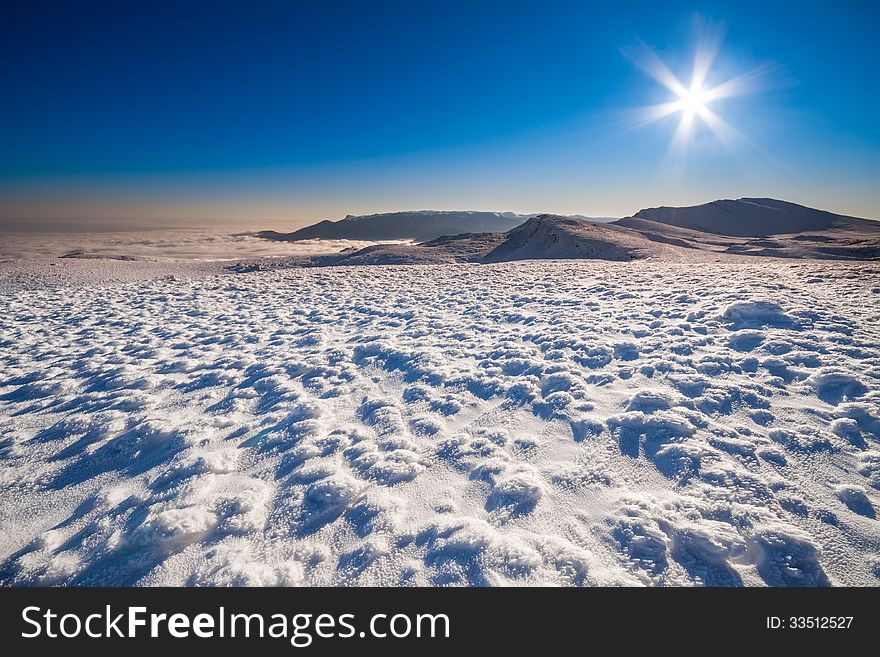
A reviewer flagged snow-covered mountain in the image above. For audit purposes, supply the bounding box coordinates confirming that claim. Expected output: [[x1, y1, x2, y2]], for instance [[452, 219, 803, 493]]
[[257, 210, 620, 243], [617, 198, 878, 237], [256, 199, 879, 261], [482, 215, 654, 262], [298, 214, 663, 267], [281, 201, 879, 267]]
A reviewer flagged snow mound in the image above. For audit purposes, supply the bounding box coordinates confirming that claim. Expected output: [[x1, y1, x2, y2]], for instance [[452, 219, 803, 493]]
[[806, 368, 869, 405], [485, 467, 546, 518], [834, 485, 876, 518], [749, 525, 830, 586], [721, 300, 795, 328]]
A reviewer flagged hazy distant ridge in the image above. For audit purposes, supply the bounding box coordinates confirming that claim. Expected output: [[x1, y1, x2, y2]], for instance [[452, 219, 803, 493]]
[[257, 210, 530, 243], [618, 197, 878, 237]]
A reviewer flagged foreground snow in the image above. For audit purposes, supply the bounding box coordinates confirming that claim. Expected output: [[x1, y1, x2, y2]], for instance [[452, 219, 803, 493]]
[[1, 259, 879, 586]]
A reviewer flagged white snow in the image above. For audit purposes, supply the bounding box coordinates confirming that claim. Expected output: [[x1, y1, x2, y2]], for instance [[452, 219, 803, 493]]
[[1, 257, 879, 586]]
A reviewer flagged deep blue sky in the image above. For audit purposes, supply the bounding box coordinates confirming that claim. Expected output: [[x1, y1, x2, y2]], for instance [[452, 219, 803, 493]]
[[1, 0, 879, 228]]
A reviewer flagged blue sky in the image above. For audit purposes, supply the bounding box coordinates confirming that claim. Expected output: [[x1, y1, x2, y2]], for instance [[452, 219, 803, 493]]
[[1, 0, 879, 228]]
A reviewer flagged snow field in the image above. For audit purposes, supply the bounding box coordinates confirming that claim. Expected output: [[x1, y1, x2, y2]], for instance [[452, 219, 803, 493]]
[[1, 259, 879, 586]]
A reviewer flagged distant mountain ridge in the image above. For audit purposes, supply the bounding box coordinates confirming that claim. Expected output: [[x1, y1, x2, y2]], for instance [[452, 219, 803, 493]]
[[617, 198, 877, 237], [257, 210, 618, 243], [257, 210, 531, 243], [242, 199, 880, 267]]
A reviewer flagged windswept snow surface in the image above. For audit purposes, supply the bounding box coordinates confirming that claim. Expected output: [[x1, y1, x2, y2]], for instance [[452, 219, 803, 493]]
[[1, 259, 879, 586]]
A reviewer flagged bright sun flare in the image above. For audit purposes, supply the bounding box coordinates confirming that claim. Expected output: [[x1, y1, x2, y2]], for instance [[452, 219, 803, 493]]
[[678, 86, 707, 115], [628, 22, 774, 152]]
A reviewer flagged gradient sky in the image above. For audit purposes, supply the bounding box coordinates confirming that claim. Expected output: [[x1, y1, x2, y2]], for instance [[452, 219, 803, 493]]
[[1, 0, 879, 230]]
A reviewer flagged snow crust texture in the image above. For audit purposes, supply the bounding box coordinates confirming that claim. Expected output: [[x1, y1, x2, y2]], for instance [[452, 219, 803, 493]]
[[1, 259, 879, 586]]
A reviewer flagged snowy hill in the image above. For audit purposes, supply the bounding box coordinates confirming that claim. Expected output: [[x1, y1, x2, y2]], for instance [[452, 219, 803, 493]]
[[483, 215, 656, 262], [619, 198, 879, 237], [301, 214, 664, 266]]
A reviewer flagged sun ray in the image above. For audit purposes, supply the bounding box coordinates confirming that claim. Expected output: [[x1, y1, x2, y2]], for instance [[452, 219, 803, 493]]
[[700, 63, 781, 103], [670, 111, 696, 153], [694, 105, 738, 147], [641, 101, 687, 126], [690, 18, 726, 91], [624, 38, 689, 98]]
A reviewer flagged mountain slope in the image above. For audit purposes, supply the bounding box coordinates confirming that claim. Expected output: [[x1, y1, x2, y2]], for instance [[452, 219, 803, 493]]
[[240, 199, 880, 269], [618, 198, 879, 237], [483, 215, 656, 262], [298, 215, 662, 266]]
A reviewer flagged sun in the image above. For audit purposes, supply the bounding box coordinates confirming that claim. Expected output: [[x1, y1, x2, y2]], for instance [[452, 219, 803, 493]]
[[677, 85, 707, 116]]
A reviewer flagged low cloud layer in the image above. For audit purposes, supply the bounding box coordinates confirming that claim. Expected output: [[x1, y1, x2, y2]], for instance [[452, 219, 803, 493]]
[[0, 230, 402, 261]]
